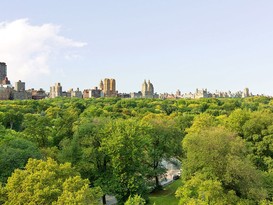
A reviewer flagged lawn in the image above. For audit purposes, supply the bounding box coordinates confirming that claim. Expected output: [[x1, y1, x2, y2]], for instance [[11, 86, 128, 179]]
[[147, 179, 182, 205]]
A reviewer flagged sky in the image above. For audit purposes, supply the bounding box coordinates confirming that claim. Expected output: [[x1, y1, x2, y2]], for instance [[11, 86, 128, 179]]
[[1, 0, 273, 95]]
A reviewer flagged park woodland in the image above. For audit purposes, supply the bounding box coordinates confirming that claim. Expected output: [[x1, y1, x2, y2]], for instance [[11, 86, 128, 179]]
[[0, 97, 273, 205]]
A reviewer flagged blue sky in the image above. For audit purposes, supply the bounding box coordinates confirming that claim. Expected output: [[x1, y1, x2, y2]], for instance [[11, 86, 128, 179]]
[[1, 0, 273, 95]]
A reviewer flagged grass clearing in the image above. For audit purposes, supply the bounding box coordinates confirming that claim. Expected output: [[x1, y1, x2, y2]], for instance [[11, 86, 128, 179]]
[[147, 179, 182, 205]]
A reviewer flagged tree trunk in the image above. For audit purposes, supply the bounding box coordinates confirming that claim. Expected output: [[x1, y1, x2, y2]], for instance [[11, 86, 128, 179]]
[[155, 175, 160, 188], [102, 194, 107, 205]]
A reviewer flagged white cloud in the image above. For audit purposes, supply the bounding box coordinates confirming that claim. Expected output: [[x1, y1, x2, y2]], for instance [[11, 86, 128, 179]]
[[0, 18, 86, 84]]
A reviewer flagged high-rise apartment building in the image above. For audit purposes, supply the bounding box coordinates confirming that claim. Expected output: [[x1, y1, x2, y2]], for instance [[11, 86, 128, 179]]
[[50, 83, 62, 98], [243, 88, 250, 98], [70, 88, 82, 98], [110, 78, 116, 92], [103, 78, 110, 93], [0, 62, 7, 82], [195, 88, 209, 99], [142, 80, 154, 98], [101, 78, 117, 97], [15, 80, 25, 91], [99, 80, 104, 90], [13, 80, 30, 100], [83, 87, 102, 98]]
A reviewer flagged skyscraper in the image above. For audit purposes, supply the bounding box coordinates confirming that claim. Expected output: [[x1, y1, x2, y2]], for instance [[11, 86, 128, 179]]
[[243, 88, 250, 98], [50, 83, 62, 98], [103, 78, 111, 93], [110, 79, 116, 92], [142, 80, 147, 96], [0, 62, 7, 82], [99, 80, 104, 90], [141, 80, 154, 98], [101, 78, 117, 97]]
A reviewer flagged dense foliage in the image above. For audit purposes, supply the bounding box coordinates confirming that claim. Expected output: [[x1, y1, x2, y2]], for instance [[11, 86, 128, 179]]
[[0, 96, 272, 204], [0, 158, 102, 205]]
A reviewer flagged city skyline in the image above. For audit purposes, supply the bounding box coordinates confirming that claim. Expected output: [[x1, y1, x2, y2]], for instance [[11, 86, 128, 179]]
[[1, 1, 273, 95], [0, 63, 255, 100]]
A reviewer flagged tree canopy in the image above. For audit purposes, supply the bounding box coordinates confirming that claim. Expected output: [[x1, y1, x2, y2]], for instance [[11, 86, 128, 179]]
[[1, 158, 102, 205], [0, 97, 273, 204]]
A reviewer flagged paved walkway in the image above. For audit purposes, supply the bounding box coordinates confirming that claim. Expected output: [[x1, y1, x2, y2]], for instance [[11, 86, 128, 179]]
[[160, 168, 180, 186], [105, 195, 117, 205]]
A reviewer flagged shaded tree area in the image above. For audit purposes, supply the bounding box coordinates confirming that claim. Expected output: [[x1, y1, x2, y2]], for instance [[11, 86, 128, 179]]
[[0, 129, 41, 183]]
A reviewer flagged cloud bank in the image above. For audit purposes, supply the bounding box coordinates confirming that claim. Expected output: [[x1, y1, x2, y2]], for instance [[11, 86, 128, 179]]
[[0, 19, 86, 85]]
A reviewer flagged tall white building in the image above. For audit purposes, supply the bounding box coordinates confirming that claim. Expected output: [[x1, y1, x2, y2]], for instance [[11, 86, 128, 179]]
[[141, 80, 154, 98], [242, 88, 250, 98], [50, 83, 62, 98]]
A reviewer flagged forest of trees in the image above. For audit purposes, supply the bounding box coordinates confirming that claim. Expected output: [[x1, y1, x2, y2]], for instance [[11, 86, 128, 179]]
[[0, 96, 273, 204]]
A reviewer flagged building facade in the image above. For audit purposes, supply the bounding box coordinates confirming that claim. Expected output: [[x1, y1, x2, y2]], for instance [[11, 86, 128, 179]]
[[90, 87, 102, 98], [0, 86, 12, 100], [82, 89, 90, 99], [141, 80, 154, 98], [70, 88, 82, 98], [243, 88, 250, 98], [130, 91, 142, 98], [13, 90, 32, 100], [0, 62, 7, 82], [101, 78, 117, 97], [15, 80, 25, 91], [195, 89, 209, 99], [31, 89, 47, 100], [12, 80, 31, 100], [2, 77, 11, 85], [83, 87, 102, 98], [50, 83, 62, 98]]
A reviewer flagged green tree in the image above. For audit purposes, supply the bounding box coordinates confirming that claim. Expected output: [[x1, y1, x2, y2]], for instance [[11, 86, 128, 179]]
[[186, 113, 217, 134], [1, 110, 23, 131], [103, 119, 150, 204], [182, 127, 267, 202], [226, 109, 250, 136], [46, 106, 80, 146], [239, 110, 273, 171], [142, 114, 183, 189], [176, 173, 242, 205], [2, 158, 102, 205], [0, 137, 41, 183], [0, 183, 6, 204], [125, 195, 146, 205], [22, 113, 52, 147], [52, 176, 102, 205], [174, 114, 194, 137], [58, 117, 111, 205]]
